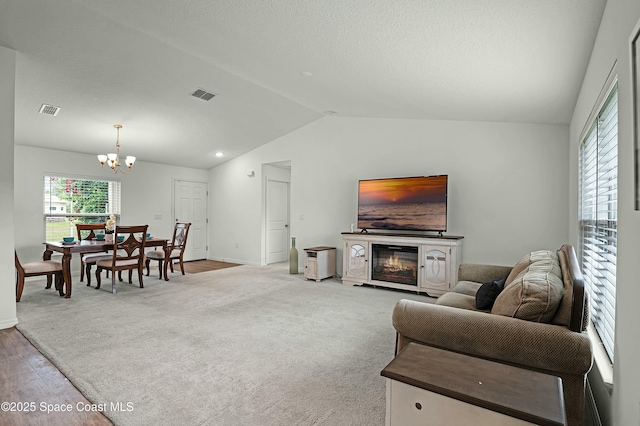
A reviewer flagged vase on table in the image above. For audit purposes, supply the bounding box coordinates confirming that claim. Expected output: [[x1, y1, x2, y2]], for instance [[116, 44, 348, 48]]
[[289, 237, 298, 274], [105, 233, 113, 242]]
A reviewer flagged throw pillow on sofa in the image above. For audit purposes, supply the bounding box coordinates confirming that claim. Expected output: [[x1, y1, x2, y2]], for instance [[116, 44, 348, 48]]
[[492, 258, 564, 323], [505, 250, 558, 287], [475, 278, 506, 310]]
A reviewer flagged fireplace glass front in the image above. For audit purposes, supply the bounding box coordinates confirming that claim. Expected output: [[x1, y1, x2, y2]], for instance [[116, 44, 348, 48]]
[[371, 244, 418, 286]]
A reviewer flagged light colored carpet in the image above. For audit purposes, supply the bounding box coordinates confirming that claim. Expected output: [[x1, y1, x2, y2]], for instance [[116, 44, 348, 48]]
[[16, 263, 432, 426]]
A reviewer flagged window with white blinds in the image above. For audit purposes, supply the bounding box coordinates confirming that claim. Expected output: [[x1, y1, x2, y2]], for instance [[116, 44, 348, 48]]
[[43, 176, 121, 242], [579, 82, 618, 362]]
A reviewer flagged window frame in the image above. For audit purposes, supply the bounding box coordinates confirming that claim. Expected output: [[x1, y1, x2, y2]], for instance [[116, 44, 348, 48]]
[[43, 174, 121, 241], [578, 79, 618, 364]]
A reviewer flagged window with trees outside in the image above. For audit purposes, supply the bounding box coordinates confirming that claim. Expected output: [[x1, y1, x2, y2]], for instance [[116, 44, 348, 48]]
[[44, 176, 121, 242], [579, 81, 618, 362]]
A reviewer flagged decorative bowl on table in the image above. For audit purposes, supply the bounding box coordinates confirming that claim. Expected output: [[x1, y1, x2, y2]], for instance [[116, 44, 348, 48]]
[[62, 237, 75, 243], [146, 233, 151, 238], [117, 235, 125, 242], [96, 234, 105, 240]]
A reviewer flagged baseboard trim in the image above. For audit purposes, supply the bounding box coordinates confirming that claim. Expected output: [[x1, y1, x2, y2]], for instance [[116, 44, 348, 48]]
[[208, 257, 260, 266], [586, 378, 603, 426], [0, 317, 19, 330]]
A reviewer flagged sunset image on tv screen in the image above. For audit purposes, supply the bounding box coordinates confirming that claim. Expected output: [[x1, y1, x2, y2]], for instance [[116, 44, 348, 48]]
[[357, 175, 447, 231]]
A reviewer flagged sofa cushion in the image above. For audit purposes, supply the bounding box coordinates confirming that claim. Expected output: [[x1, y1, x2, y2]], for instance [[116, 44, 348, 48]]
[[519, 257, 562, 283], [436, 292, 484, 311], [492, 259, 564, 323], [475, 278, 506, 310], [458, 263, 513, 285], [449, 280, 483, 297], [505, 250, 558, 287]]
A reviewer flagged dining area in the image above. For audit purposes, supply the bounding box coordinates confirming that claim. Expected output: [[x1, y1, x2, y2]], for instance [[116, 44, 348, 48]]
[[16, 221, 191, 301]]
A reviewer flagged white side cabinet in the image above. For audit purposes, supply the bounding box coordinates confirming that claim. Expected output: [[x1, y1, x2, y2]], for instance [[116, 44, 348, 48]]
[[303, 246, 336, 282], [341, 232, 463, 297]]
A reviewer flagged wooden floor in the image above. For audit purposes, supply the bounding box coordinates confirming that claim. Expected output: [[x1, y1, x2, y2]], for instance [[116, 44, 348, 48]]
[[0, 327, 113, 426], [181, 259, 240, 274]]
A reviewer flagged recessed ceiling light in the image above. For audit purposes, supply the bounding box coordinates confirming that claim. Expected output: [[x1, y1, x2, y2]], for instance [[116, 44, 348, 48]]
[[215, 152, 224, 157], [300, 71, 313, 78]]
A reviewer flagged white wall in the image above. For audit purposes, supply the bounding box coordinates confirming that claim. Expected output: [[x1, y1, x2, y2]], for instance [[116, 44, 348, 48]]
[[569, 1, 640, 425], [209, 116, 570, 271], [0, 46, 17, 329], [14, 145, 209, 271]]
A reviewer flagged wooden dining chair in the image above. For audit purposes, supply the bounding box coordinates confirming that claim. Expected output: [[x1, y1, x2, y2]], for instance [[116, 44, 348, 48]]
[[146, 222, 191, 280], [95, 225, 148, 294], [76, 223, 110, 285], [15, 251, 65, 302]]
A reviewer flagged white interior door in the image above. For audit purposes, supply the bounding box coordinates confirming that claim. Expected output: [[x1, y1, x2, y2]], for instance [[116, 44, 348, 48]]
[[174, 180, 207, 261], [266, 179, 289, 264]]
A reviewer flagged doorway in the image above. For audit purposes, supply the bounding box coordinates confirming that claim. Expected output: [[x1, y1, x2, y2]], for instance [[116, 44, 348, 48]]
[[173, 180, 208, 261], [263, 162, 291, 265], [266, 179, 290, 264]]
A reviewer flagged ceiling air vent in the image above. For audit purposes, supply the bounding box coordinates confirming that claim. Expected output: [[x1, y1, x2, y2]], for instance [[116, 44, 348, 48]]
[[38, 104, 61, 116], [191, 88, 216, 101]]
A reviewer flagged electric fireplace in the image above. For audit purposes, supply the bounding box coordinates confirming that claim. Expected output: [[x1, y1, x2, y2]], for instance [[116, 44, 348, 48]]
[[371, 244, 418, 286]]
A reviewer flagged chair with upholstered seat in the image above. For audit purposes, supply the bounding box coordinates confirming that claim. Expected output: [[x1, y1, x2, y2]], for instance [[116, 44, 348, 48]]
[[95, 225, 148, 294], [76, 223, 110, 285], [146, 222, 191, 280], [15, 251, 65, 302]]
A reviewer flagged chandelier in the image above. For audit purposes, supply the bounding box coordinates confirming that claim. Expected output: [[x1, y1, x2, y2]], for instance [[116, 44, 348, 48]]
[[97, 124, 136, 174]]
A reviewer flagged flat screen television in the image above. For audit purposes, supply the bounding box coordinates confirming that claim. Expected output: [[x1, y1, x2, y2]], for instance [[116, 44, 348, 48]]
[[357, 175, 448, 232]]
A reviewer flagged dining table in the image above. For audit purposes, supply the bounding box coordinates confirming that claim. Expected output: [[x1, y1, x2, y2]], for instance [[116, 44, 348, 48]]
[[43, 237, 169, 298]]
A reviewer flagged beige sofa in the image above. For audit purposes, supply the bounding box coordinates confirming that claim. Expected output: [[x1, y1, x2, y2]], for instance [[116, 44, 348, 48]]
[[392, 244, 592, 426]]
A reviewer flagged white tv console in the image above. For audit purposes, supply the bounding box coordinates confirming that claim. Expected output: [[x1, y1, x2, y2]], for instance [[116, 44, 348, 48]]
[[341, 232, 464, 297]]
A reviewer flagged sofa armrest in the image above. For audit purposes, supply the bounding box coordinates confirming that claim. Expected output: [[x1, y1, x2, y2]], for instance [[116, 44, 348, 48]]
[[458, 263, 512, 283], [392, 299, 592, 376]]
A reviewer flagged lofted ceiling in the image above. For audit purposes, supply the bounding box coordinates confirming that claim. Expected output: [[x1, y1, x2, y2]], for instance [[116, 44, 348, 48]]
[[0, 0, 606, 170]]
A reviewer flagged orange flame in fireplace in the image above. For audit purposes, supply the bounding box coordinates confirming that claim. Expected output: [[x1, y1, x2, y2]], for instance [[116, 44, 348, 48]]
[[386, 255, 402, 269]]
